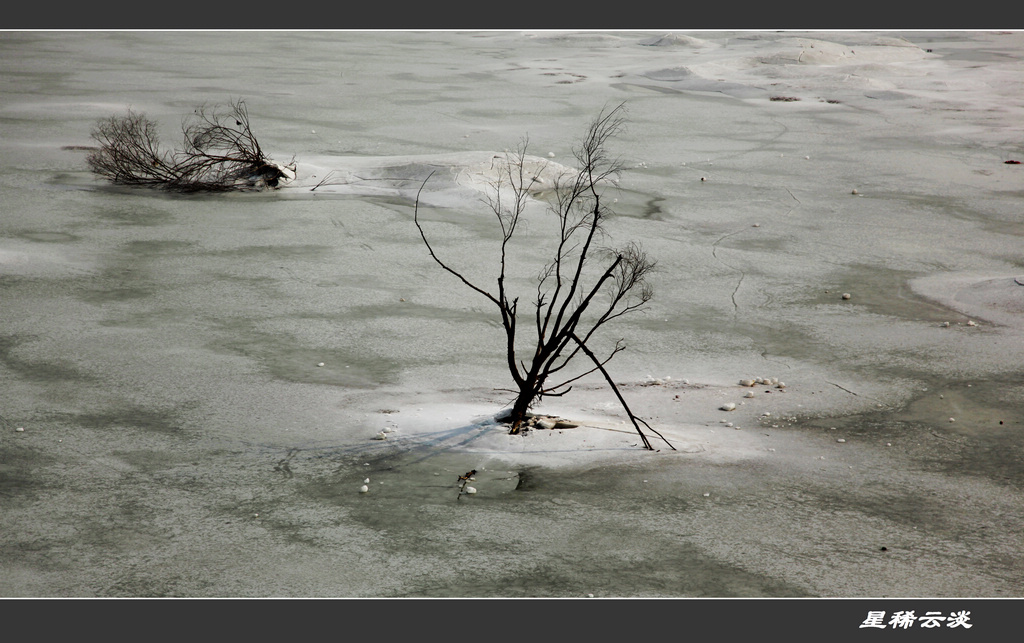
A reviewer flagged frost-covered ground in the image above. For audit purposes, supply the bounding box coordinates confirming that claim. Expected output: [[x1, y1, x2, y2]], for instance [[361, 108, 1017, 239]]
[[1, 30, 1023, 597]]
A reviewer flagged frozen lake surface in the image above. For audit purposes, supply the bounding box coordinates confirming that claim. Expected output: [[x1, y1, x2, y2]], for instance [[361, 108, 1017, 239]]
[[2, 30, 1024, 597]]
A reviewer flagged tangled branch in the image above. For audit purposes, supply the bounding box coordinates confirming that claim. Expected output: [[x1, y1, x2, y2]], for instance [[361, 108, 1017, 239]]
[[87, 100, 293, 192]]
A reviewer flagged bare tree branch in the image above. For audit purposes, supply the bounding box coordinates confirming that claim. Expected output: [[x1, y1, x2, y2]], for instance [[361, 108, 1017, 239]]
[[568, 333, 675, 451]]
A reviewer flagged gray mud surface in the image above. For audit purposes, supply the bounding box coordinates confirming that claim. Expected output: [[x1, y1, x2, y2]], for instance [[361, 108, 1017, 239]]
[[2, 31, 1023, 597]]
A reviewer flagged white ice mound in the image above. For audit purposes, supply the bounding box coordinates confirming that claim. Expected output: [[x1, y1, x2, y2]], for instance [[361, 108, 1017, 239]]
[[277, 151, 581, 207], [638, 33, 718, 49], [753, 36, 929, 67]]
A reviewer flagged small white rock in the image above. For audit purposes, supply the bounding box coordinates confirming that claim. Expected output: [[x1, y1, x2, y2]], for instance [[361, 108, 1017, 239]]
[[744, 391, 755, 398], [842, 293, 851, 300], [966, 320, 977, 326], [949, 418, 956, 423], [851, 189, 859, 195], [364, 478, 370, 484], [465, 486, 477, 494], [776, 382, 787, 389], [720, 402, 737, 411], [739, 379, 755, 387], [837, 438, 846, 443], [317, 362, 325, 367], [373, 432, 387, 440], [15, 427, 24, 432], [702, 492, 711, 497], [359, 485, 369, 493]]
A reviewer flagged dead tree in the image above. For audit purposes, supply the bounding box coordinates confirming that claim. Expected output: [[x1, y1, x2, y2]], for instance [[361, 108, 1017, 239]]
[[414, 104, 673, 451], [87, 99, 293, 192]]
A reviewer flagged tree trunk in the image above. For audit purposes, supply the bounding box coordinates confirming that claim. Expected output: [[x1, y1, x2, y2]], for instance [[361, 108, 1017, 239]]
[[507, 387, 535, 434]]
